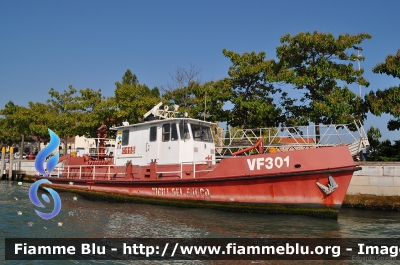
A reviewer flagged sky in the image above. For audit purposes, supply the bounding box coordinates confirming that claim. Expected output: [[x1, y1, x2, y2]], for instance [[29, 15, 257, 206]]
[[1, 0, 399, 142]]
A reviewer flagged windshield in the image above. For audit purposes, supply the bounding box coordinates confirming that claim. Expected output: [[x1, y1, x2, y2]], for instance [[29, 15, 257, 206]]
[[179, 121, 190, 140], [190, 124, 213, 142]]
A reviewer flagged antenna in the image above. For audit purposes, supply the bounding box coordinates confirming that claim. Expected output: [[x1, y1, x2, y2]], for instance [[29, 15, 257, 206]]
[[353, 46, 363, 97]]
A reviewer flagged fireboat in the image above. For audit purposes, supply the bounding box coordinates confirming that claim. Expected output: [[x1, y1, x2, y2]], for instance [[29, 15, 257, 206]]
[[35, 103, 369, 218]]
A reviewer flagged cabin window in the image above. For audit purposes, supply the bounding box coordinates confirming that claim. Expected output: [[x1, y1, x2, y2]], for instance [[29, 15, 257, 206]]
[[122, 130, 129, 145], [162, 124, 170, 142], [191, 124, 213, 142], [171, 123, 178, 141], [149, 126, 157, 142], [179, 121, 190, 140]]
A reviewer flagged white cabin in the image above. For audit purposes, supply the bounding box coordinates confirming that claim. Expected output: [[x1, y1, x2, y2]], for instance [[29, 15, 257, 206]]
[[111, 105, 216, 166]]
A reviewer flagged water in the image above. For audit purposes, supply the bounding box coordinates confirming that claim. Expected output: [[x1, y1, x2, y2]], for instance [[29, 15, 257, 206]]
[[1, 180, 400, 264]]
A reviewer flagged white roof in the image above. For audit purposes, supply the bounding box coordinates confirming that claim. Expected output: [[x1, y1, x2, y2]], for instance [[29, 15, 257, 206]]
[[111, 118, 216, 130]]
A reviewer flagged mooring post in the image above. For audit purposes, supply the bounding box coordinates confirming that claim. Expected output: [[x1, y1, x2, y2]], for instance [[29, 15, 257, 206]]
[[8, 147, 14, 180], [0, 147, 5, 179]]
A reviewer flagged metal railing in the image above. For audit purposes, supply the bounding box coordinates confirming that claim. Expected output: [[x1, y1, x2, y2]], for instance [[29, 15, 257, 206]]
[[50, 160, 217, 180], [214, 121, 369, 157], [50, 164, 123, 180], [156, 160, 216, 179]]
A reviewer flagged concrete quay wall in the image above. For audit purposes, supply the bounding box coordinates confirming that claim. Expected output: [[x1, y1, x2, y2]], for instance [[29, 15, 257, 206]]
[[2, 160, 38, 176], [16, 161, 38, 176], [347, 163, 400, 196], [1, 160, 61, 178], [343, 162, 400, 210]]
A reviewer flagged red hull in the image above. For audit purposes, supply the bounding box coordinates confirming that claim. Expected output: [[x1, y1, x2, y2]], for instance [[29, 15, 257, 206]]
[[36, 146, 359, 218]]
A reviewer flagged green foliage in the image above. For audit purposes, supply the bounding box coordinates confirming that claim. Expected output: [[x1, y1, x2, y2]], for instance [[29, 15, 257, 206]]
[[366, 126, 400, 161], [314, 86, 366, 123], [220, 31, 372, 132], [163, 79, 231, 122], [0, 70, 161, 148], [47, 86, 108, 138], [367, 49, 400, 131], [366, 126, 382, 153], [122, 69, 139, 85], [150, 87, 160, 98], [367, 139, 400, 161], [372, 49, 400, 78], [0, 101, 25, 145], [113, 70, 161, 124], [28, 102, 55, 142], [272, 31, 371, 126], [0, 101, 31, 147], [3, 34, 400, 154], [47, 86, 80, 138], [222, 49, 283, 128]]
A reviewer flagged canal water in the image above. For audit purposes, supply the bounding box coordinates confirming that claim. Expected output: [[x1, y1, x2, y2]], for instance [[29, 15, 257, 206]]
[[1, 180, 400, 264]]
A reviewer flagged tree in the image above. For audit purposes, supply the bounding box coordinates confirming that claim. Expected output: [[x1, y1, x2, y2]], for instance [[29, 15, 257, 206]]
[[47, 85, 115, 139], [0, 118, 10, 148], [27, 101, 56, 151], [163, 64, 230, 122], [0, 101, 31, 152], [366, 49, 400, 131], [163, 79, 231, 122], [0, 101, 57, 152], [222, 49, 285, 128], [374, 139, 400, 161], [113, 70, 161, 124], [122, 69, 139, 85], [162, 64, 203, 108], [366, 125, 382, 154], [73, 87, 110, 138], [268, 31, 371, 141], [366, 126, 400, 161], [46, 86, 79, 152], [89, 96, 118, 137], [47, 86, 78, 133]]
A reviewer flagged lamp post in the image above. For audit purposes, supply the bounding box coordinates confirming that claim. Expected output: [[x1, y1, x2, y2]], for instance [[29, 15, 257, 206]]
[[352, 45, 365, 161], [353, 45, 363, 97]]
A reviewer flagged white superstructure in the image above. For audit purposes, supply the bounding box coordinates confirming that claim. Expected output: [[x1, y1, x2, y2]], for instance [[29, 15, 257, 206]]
[[112, 103, 216, 166]]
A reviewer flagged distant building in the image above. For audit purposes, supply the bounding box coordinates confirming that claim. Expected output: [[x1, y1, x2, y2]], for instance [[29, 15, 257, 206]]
[[40, 136, 96, 156]]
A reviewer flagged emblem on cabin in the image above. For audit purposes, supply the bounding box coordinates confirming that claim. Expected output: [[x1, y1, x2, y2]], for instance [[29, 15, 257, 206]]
[[122, 146, 136, 154]]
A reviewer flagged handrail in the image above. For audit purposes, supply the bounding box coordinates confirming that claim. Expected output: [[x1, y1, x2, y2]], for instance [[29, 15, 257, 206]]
[[214, 121, 369, 157], [50, 160, 218, 180], [50, 164, 123, 180], [155, 160, 218, 179]]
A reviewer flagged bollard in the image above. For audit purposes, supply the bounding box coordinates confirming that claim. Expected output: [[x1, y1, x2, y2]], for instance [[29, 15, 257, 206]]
[[8, 147, 14, 180], [0, 147, 5, 179]]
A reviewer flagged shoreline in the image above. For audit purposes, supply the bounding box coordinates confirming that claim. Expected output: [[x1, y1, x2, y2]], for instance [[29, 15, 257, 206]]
[[343, 194, 400, 211]]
